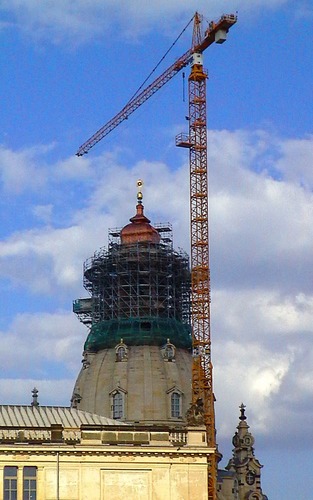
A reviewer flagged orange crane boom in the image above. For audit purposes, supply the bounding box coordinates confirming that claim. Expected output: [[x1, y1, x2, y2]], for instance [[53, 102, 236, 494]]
[[76, 13, 237, 500], [76, 13, 237, 157]]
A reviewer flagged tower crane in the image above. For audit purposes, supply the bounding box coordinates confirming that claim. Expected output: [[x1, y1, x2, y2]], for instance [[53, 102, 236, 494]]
[[76, 12, 237, 500]]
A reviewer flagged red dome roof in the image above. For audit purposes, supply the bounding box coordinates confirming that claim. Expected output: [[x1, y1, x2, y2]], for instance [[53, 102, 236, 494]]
[[120, 203, 160, 245]]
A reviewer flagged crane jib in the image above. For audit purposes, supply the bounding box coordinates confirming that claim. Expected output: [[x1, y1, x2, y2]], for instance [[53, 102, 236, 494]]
[[76, 13, 237, 157], [76, 49, 193, 156]]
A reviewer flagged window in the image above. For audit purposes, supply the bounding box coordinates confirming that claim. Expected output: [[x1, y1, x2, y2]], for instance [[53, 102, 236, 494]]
[[116, 346, 126, 361], [115, 341, 128, 362], [23, 467, 37, 500], [110, 386, 127, 420], [167, 386, 183, 419], [246, 470, 255, 486], [4, 466, 17, 500], [171, 392, 181, 417], [112, 391, 124, 419], [164, 345, 175, 361], [3, 466, 37, 500], [162, 340, 176, 362], [141, 322, 151, 331]]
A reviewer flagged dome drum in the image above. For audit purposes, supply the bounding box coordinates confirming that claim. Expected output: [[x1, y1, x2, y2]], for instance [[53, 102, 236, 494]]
[[84, 316, 191, 352]]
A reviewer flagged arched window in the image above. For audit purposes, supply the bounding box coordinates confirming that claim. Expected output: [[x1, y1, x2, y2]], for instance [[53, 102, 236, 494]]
[[112, 392, 124, 419], [162, 340, 176, 362], [171, 392, 181, 418]]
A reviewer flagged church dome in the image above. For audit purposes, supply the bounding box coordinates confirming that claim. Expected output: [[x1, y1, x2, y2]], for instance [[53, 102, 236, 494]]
[[72, 182, 192, 426]]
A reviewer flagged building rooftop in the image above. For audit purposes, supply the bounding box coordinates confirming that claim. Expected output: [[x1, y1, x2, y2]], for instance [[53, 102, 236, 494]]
[[0, 405, 124, 428]]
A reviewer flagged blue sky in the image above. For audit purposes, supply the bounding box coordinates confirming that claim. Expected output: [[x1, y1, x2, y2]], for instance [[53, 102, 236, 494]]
[[0, 1, 313, 498]]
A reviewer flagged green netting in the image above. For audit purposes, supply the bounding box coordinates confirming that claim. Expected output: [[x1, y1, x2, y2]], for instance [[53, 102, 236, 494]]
[[84, 316, 191, 352]]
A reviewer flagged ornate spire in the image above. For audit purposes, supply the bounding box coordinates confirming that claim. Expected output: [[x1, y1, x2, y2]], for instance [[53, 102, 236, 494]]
[[31, 387, 39, 407], [239, 402, 247, 421]]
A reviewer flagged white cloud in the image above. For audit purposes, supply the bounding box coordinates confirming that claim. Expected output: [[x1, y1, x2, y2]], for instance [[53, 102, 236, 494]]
[[0, 311, 84, 385], [214, 339, 293, 434], [0, 128, 311, 300], [54, 155, 94, 181], [32, 204, 54, 224], [208, 129, 313, 294], [0, 0, 292, 44], [1, 127, 312, 299], [0, 223, 106, 293], [212, 289, 313, 342], [275, 134, 313, 188], [0, 127, 312, 451], [0, 144, 51, 194], [212, 286, 313, 447]]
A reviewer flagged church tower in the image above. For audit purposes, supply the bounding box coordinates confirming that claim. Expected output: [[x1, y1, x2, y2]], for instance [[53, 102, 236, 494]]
[[71, 183, 193, 426], [225, 404, 268, 500]]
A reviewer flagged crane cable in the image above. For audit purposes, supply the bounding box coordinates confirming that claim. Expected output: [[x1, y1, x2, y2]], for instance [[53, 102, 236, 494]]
[[128, 15, 195, 103]]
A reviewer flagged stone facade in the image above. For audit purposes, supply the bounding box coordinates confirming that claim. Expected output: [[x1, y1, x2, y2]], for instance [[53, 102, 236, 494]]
[[0, 403, 267, 499], [0, 406, 213, 500]]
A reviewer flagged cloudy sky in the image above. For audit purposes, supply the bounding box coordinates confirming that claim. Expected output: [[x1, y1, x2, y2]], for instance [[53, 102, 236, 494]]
[[0, 1, 312, 498]]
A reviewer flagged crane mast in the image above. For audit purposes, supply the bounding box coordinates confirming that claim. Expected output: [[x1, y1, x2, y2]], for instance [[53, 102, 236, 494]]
[[76, 13, 237, 500], [177, 15, 216, 497]]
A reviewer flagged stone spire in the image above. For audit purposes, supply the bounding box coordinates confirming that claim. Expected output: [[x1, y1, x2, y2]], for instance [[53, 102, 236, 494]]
[[226, 404, 268, 500]]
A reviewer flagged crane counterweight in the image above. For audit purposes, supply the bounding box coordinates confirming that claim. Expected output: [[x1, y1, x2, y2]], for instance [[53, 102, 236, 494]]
[[215, 29, 228, 43]]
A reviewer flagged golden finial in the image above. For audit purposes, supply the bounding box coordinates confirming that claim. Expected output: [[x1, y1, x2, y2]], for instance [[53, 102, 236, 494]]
[[137, 179, 143, 204]]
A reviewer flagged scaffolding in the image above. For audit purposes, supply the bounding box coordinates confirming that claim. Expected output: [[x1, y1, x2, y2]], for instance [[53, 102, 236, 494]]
[[73, 223, 191, 351]]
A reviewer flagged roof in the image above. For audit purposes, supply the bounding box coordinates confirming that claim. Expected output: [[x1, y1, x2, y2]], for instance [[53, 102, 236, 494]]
[[217, 469, 236, 479], [0, 405, 125, 429], [120, 202, 161, 245]]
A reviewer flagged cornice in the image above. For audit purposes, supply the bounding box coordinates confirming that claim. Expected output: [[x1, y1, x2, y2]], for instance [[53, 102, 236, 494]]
[[0, 444, 214, 460]]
